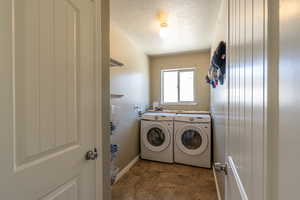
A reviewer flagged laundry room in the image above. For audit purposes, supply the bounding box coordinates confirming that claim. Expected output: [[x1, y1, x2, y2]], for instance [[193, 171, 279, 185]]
[[2, 0, 297, 198], [109, 0, 227, 199]]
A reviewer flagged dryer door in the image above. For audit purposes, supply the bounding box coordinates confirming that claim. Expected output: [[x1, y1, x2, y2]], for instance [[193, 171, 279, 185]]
[[175, 125, 208, 155], [143, 123, 171, 152]]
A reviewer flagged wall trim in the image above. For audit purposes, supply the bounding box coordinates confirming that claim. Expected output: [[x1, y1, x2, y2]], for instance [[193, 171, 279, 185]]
[[115, 155, 140, 183], [95, 0, 110, 199], [213, 166, 222, 200]]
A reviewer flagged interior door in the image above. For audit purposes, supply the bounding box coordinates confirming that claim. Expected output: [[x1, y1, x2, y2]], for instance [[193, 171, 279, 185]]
[[0, 0, 100, 199], [225, 0, 246, 199], [224, 0, 266, 199]]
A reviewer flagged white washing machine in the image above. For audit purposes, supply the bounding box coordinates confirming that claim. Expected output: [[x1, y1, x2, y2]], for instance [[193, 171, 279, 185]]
[[140, 112, 175, 163], [174, 114, 211, 168]]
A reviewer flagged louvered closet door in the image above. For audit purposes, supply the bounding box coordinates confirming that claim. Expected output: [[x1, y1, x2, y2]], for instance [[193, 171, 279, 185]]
[[0, 0, 98, 199], [225, 0, 266, 199]]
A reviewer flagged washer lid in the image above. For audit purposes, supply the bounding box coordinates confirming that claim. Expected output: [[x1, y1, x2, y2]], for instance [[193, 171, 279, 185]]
[[175, 125, 208, 155], [142, 123, 171, 152], [142, 112, 175, 121], [175, 114, 211, 123]]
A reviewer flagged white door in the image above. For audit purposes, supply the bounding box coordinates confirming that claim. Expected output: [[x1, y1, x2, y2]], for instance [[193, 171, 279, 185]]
[[220, 0, 266, 200], [0, 0, 102, 199]]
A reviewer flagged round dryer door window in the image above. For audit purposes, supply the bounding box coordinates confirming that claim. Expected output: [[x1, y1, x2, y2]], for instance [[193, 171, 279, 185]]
[[143, 123, 171, 152], [176, 125, 208, 156], [181, 130, 202, 150], [147, 128, 165, 147]]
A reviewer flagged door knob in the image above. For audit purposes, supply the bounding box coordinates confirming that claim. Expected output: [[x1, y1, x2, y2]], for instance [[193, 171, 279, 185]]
[[85, 148, 98, 160], [214, 162, 228, 175]]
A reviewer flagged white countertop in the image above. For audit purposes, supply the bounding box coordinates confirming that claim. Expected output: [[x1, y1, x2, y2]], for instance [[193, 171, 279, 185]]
[[146, 110, 211, 114]]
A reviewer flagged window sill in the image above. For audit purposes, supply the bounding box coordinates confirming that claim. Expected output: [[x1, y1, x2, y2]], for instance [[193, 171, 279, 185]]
[[162, 102, 198, 106]]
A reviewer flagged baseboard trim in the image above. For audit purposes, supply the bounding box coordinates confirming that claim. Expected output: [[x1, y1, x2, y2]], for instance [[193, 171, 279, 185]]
[[115, 155, 140, 183], [213, 166, 222, 200]]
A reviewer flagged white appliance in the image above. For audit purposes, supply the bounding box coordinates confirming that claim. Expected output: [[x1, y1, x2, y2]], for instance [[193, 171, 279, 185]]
[[140, 112, 175, 163], [174, 114, 211, 168]]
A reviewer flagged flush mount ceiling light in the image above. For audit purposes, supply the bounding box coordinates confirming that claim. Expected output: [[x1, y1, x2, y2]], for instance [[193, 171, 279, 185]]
[[160, 22, 169, 38], [157, 11, 169, 38]]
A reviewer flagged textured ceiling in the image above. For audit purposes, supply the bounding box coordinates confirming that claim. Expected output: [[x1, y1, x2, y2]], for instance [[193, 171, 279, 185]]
[[110, 0, 222, 56]]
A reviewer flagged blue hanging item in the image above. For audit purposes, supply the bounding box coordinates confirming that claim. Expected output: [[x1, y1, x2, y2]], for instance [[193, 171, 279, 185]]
[[206, 41, 226, 88], [212, 41, 226, 75], [111, 144, 119, 155], [110, 144, 119, 163], [110, 144, 119, 184]]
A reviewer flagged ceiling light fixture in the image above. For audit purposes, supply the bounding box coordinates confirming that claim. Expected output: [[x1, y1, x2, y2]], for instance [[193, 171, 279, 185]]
[[160, 22, 169, 38], [157, 11, 169, 38]]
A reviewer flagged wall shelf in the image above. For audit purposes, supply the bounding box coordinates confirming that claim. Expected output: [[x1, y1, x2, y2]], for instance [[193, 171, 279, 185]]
[[110, 93, 124, 98], [110, 58, 124, 67]]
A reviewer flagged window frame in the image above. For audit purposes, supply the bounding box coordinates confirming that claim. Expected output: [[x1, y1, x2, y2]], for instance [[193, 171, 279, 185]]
[[160, 68, 197, 105]]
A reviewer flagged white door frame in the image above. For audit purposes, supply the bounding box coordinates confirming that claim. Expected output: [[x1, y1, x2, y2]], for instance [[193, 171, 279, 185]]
[[94, 0, 110, 200]]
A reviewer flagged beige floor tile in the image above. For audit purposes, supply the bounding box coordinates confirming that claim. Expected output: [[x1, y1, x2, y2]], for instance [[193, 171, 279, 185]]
[[112, 160, 218, 200]]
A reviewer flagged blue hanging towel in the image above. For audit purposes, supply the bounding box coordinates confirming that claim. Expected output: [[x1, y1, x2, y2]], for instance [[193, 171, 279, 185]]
[[111, 144, 119, 153]]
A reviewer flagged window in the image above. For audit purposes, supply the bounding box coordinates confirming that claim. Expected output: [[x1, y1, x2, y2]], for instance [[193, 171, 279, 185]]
[[161, 69, 195, 104]]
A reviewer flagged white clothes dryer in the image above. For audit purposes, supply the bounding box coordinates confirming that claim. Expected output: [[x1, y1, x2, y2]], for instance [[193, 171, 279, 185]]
[[174, 114, 211, 168]]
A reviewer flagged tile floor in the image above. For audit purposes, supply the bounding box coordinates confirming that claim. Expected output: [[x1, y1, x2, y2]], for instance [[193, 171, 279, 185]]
[[112, 159, 218, 200]]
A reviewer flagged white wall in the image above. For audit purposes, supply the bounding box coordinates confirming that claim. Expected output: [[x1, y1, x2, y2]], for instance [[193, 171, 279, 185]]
[[150, 51, 211, 111], [110, 24, 150, 170]]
